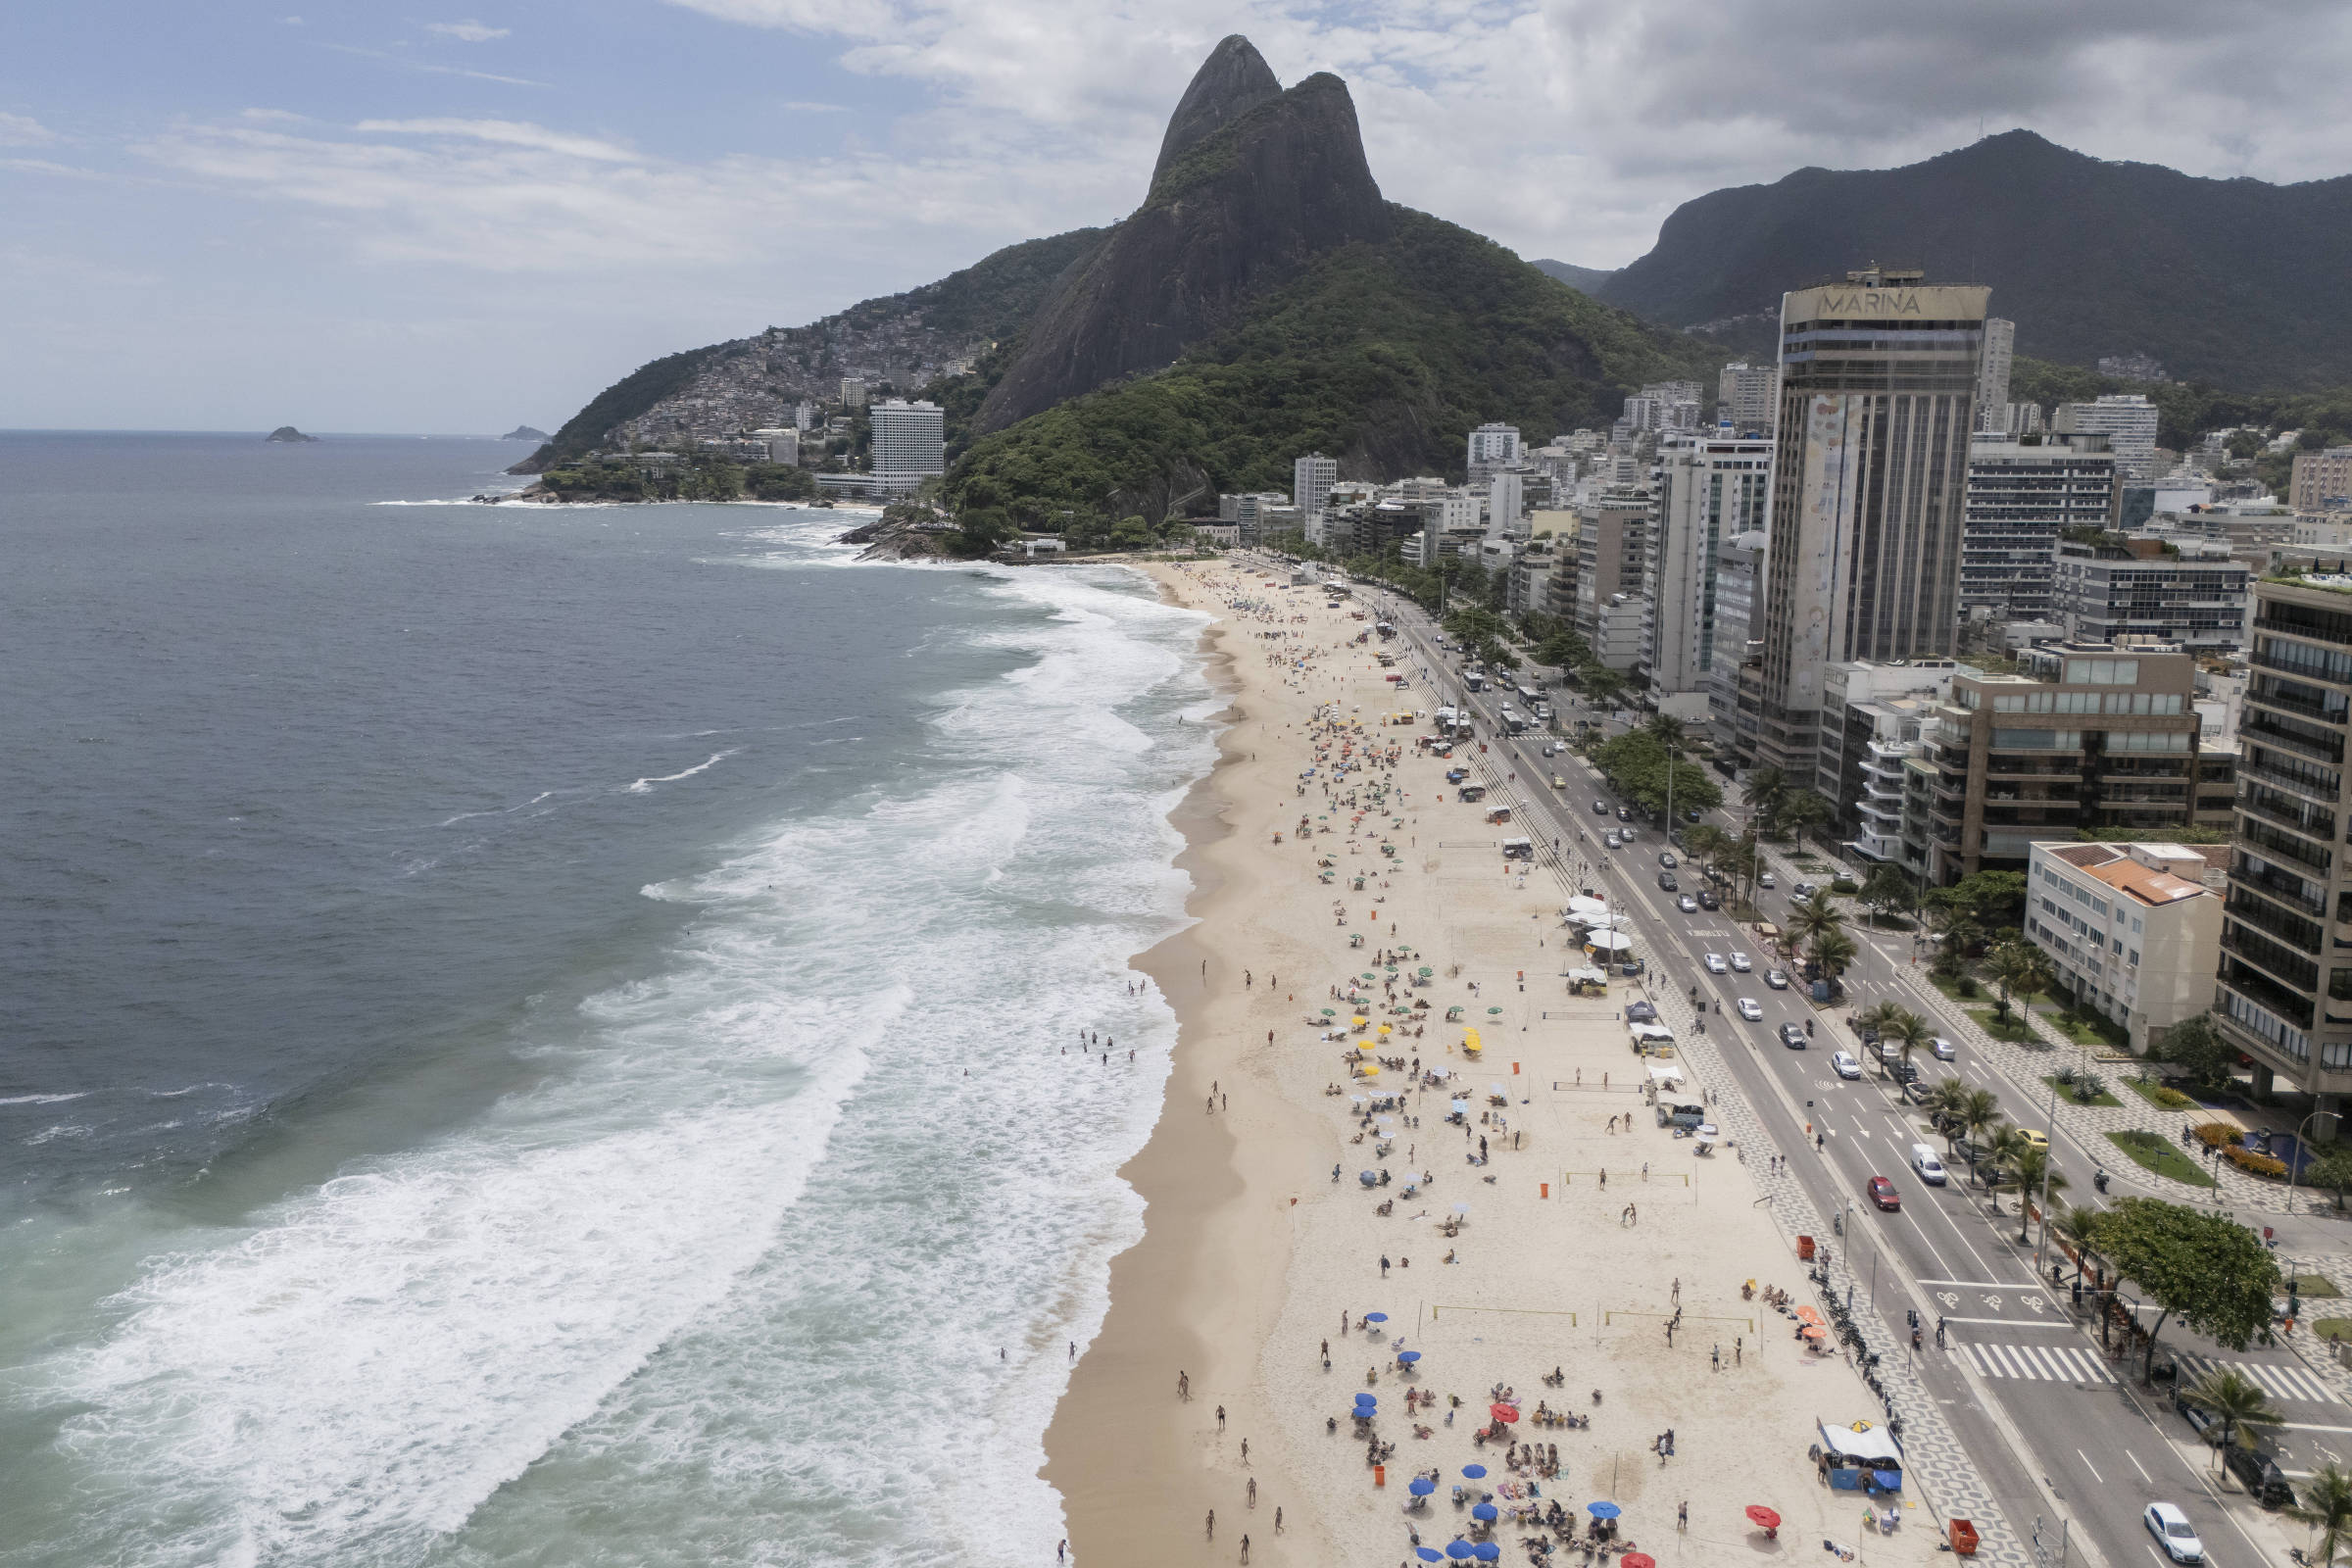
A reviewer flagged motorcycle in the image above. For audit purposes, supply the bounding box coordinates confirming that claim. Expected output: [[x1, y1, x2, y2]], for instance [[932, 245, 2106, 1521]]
[[2092, 1167, 2109, 1194]]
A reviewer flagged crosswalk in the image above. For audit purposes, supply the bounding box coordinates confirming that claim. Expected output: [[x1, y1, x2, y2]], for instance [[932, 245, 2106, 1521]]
[[2170, 1352, 2341, 1405], [1959, 1342, 2115, 1384]]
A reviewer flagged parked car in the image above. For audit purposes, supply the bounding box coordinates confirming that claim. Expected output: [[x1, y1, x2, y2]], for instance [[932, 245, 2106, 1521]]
[[1763, 968, 1789, 990], [1677, 895, 1698, 913], [1867, 1175, 1900, 1210], [1702, 953, 1728, 974], [1778, 1022, 1806, 1049], [1696, 890, 1720, 910], [1617, 806, 1633, 822], [1736, 998, 1763, 1021], [1728, 952, 1752, 972], [1831, 1051, 1861, 1079], [1625, 1001, 1658, 1023], [1791, 880, 1817, 898], [2143, 1502, 2203, 1563], [1902, 1080, 1936, 1104], [2224, 1446, 2297, 1509]]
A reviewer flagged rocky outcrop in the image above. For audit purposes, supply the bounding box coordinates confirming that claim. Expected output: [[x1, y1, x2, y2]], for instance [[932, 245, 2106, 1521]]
[[266, 425, 318, 442], [500, 425, 549, 441], [973, 46, 1391, 434]]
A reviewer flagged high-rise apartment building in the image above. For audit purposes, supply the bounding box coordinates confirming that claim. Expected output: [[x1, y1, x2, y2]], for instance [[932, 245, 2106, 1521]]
[[751, 426, 801, 465], [2055, 394, 2160, 480], [1573, 489, 1652, 670], [2214, 567, 2352, 1102], [839, 377, 868, 410], [867, 399, 945, 484], [1644, 434, 1771, 701], [1467, 422, 1522, 479], [1708, 530, 1768, 756], [2053, 535, 2251, 652], [1488, 470, 1525, 535], [2026, 841, 2222, 1056], [2291, 447, 2352, 514], [1974, 318, 2016, 432], [1717, 363, 1777, 436], [1925, 641, 2227, 883], [1752, 267, 1988, 780], [1960, 431, 2119, 620], [1294, 453, 1339, 526]]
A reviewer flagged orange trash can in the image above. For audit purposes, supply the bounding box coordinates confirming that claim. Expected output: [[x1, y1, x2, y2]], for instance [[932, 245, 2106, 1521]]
[[1796, 1236, 1816, 1261], [1374, 1464, 1387, 1488]]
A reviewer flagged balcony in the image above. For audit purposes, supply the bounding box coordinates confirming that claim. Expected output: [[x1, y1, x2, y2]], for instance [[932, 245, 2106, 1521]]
[[2224, 925, 2322, 993], [2247, 683, 2351, 728], [2238, 756, 2344, 805], [2232, 858, 2330, 919], [2237, 791, 2337, 843], [2219, 962, 2317, 1030], [2243, 714, 2348, 763], [1983, 760, 2083, 778], [2225, 893, 2325, 954], [2251, 645, 2352, 686], [2244, 819, 2334, 874]]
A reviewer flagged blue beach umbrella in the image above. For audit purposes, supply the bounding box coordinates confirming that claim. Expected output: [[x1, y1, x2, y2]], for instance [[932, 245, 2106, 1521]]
[[1474, 1545, 1501, 1562], [1417, 1551, 1443, 1563], [1355, 1395, 1378, 1408], [1396, 1349, 1422, 1363], [1408, 1477, 1437, 1496], [1587, 1501, 1621, 1519], [1446, 1543, 1476, 1561], [1471, 1503, 1498, 1521], [1365, 1312, 1390, 1324], [1461, 1463, 1488, 1479]]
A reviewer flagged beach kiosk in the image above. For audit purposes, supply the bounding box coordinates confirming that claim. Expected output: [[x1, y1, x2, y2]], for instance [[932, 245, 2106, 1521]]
[[1814, 1419, 1903, 1495]]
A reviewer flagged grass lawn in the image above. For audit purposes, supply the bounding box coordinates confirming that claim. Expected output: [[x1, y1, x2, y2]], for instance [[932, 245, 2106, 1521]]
[[2106, 1128, 2218, 1189], [2311, 1318, 2352, 1345], [1966, 1005, 2038, 1044], [2122, 1077, 2200, 1112], [2041, 1074, 2123, 1108], [2292, 1273, 2343, 1298]]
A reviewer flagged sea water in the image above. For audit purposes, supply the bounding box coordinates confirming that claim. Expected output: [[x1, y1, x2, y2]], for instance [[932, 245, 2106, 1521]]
[[0, 433, 1213, 1566]]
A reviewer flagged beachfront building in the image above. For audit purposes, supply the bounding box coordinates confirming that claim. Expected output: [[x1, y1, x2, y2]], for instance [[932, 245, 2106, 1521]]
[[1708, 530, 1768, 760], [868, 399, 945, 488], [1815, 660, 1959, 852], [1924, 640, 2227, 883], [1642, 433, 1772, 708], [1294, 453, 1339, 531], [1752, 267, 1988, 782], [2026, 841, 2223, 1054], [1572, 486, 1651, 670]]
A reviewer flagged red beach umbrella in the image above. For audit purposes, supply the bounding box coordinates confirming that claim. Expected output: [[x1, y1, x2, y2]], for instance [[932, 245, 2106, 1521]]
[[1746, 1506, 1782, 1531], [1620, 1555, 1655, 1568], [1488, 1402, 1519, 1423]]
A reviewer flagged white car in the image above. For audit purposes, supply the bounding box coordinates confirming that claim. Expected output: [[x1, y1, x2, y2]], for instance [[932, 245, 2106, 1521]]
[[1763, 968, 1789, 990], [1702, 953, 1728, 974], [1757, 871, 1776, 888], [1736, 998, 1763, 1021], [1677, 895, 1698, 913], [1931, 1037, 1956, 1061], [1831, 1051, 1861, 1079], [2144, 1502, 2202, 1563], [1728, 951, 1752, 973]]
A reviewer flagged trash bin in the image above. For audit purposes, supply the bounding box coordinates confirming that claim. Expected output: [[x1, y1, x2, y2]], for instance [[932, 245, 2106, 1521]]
[[1796, 1235, 1816, 1261], [1948, 1519, 1979, 1556]]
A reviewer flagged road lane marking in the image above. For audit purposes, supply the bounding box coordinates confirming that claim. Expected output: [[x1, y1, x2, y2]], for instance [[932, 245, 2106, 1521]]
[[2127, 1447, 2152, 1482], [1961, 1341, 2114, 1382], [2078, 1448, 2105, 1483], [2169, 1353, 2340, 1405]]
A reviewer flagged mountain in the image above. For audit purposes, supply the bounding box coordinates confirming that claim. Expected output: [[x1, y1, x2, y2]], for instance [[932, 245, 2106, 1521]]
[[1593, 130, 2352, 389], [509, 226, 1103, 472], [1531, 260, 1616, 295], [500, 425, 549, 441]]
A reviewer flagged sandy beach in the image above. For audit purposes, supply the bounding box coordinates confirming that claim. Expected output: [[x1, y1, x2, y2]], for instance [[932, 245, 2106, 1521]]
[[1044, 559, 1939, 1568]]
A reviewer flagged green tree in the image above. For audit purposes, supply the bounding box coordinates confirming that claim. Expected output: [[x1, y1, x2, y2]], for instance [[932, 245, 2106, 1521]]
[[1929, 870, 2028, 932], [2101, 1197, 2283, 1378], [2306, 1147, 2352, 1211], [2289, 1463, 2352, 1566], [2180, 1365, 2285, 1456], [2154, 1012, 2238, 1091], [1808, 928, 1859, 996], [1858, 863, 1916, 927], [1882, 1008, 1934, 1084], [1786, 889, 1845, 950], [1928, 905, 1984, 981], [1740, 765, 1788, 819], [1957, 1086, 2007, 1158], [2054, 1201, 2108, 1277], [1773, 789, 1836, 850], [1982, 941, 2054, 1028], [1579, 664, 1626, 706], [2005, 1145, 2071, 1245]]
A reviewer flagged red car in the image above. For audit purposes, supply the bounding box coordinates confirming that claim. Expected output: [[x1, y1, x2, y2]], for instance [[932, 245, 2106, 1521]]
[[1867, 1176, 1900, 1211]]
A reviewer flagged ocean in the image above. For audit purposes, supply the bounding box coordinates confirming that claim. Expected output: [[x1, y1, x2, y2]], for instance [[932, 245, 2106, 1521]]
[[0, 433, 1213, 1567]]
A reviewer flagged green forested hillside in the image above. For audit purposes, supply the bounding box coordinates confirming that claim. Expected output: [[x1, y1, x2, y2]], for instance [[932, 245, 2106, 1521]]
[[946, 208, 1720, 526]]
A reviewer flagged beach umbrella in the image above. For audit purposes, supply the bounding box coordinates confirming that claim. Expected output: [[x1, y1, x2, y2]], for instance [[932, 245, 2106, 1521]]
[[1361, 972, 1377, 981], [1355, 1395, 1378, 1409], [1452, 1202, 1470, 1215], [1586, 1502, 1620, 1520], [1474, 1546, 1501, 1563], [1360, 1065, 1381, 1077], [1799, 1324, 1827, 1340], [1486, 1006, 1502, 1014], [1321, 1007, 1338, 1016], [1418, 966, 1433, 975], [1618, 1555, 1652, 1568], [1409, 1478, 1437, 1496], [1488, 1403, 1519, 1424], [1445, 1544, 1475, 1562], [1352, 1016, 1370, 1027], [1365, 1311, 1389, 1324], [1461, 1464, 1488, 1479], [1396, 1349, 1421, 1363], [1471, 1503, 1499, 1522], [1416, 1549, 1443, 1563], [1745, 1506, 1781, 1531]]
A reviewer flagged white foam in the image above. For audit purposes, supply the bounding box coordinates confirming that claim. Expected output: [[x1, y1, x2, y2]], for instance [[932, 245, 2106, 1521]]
[[27, 563, 1216, 1567], [623, 748, 739, 793], [0, 1092, 87, 1106]]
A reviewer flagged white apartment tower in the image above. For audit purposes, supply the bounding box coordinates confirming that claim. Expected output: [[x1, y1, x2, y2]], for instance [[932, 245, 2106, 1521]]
[[1467, 422, 1522, 480], [1646, 434, 1773, 698], [839, 377, 868, 411], [2056, 394, 2161, 480], [1975, 318, 2016, 432], [868, 399, 945, 484], [1718, 363, 1777, 435], [1488, 470, 1524, 536], [1294, 453, 1339, 528]]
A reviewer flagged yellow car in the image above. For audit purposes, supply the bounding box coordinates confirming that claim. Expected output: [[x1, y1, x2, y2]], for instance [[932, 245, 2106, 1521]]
[[2019, 1128, 2049, 1151], [1551, 774, 1567, 789]]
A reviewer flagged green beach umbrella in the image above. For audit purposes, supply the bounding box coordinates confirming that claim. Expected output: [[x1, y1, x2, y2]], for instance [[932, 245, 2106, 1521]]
[[1487, 1006, 1503, 1014], [1321, 1007, 1338, 1016], [1418, 967, 1433, 975]]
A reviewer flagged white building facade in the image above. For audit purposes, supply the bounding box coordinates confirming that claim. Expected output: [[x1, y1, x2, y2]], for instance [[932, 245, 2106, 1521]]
[[867, 399, 945, 486], [2027, 841, 2222, 1054]]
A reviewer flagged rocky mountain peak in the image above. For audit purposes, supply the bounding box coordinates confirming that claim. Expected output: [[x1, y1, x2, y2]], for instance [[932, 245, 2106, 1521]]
[[1152, 34, 1282, 186]]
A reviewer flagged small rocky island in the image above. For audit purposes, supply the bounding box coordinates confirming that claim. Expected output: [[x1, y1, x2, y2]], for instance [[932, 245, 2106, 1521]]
[[501, 425, 549, 441], [266, 426, 318, 443]]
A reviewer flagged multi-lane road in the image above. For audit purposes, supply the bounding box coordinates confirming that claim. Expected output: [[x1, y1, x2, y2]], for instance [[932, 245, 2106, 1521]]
[[1253, 559, 2339, 1568]]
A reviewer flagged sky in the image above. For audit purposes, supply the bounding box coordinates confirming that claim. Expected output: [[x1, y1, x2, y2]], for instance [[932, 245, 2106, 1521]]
[[6, 0, 2349, 433]]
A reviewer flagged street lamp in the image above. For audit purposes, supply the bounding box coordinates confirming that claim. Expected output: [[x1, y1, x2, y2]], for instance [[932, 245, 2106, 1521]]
[[2282, 1107, 2335, 1291]]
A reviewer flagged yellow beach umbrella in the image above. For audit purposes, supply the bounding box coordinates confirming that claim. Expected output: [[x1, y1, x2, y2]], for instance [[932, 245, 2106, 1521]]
[[1352, 1015, 1370, 1028], [1360, 1064, 1381, 1076]]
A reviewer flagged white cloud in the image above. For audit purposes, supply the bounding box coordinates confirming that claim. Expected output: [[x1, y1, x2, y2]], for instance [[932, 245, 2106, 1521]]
[[354, 118, 643, 164], [318, 42, 547, 88], [0, 111, 56, 147], [780, 101, 848, 114], [424, 20, 512, 43]]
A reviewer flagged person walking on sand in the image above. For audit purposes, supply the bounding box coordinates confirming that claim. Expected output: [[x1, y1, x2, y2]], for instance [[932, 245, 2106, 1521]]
[[1205, 1509, 1214, 1541], [1248, 1477, 1256, 1506], [1216, 1404, 1227, 1432], [1275, 1506, 1283, 1535], [1179, 1370, 1190, 1399], [1242, 1438, 1250, 1464], [1239, 1534, 1250, 1563]]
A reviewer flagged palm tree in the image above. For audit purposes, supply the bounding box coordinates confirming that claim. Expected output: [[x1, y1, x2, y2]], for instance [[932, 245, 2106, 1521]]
[[1682, 823, 1730, 875], [1982, 1126, 2032, 1212], [1928, 905, 1984, 980], [1775, 789, 1836, 851], [1787, 889, 1845, 948], [2053, 1202, 2107, 1279], [2180, 1366, 2285, 1458], [1809, 928, 1859, 997], [1882, 1008, 1934, 1084], [1851, 1000, 1908, 1040], [1982, 942, 2054, 1033], [1921, 1076, 1970, 1126], [2005, 1146, 2071, 1244], [2289, 1462, 2352, 1566], [1643, 713, 1688, 751], [1740, 765, 1788, 819], [1956, 1087, 2006, 1159]]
